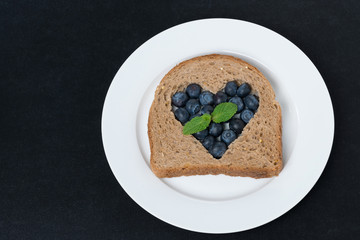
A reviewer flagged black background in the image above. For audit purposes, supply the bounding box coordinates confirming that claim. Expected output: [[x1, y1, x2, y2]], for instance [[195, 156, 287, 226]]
[[1, 0, 360, 239]]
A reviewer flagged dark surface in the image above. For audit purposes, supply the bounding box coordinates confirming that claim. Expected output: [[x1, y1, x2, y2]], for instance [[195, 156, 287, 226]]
[[1, 0, 360, 239]]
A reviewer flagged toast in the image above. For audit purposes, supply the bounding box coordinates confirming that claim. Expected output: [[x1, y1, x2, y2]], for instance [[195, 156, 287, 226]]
[[148, 54, 282, 178]]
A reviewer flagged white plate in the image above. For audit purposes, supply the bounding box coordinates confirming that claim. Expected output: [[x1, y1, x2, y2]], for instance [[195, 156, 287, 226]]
[[101, 19, 334, 233]]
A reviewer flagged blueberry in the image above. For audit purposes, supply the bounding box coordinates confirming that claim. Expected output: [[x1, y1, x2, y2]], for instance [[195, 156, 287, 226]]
[[237, 83, 251, 97], [185, 99, 201, 115], [232, 113, 241, 119], [199, 91, 214, 105], [200, 105, 214, 115], [225, 81, 238, 97], [186, 83, 202, 98], [210, 141, 227, 159], [241, 109, 254, 123], [214, 91, 228, 105], [172, 92, 189, 107], [202, 135, 215, 150], [229, 96, 244, 113], [209, 122, 223, 137], [174, 108, 189, 124], [189, 113, 201, 121], [221, 130, 237, 145], [244, 95, 259, 111], [193, 129, 208, 140], [229, 118, 245, 134]]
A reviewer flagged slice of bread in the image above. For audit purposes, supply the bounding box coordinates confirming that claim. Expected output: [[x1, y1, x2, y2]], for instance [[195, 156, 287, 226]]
[[148, 54, 282, 178]]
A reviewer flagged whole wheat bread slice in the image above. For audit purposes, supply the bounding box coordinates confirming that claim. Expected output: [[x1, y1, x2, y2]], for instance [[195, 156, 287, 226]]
[[148, 54, 282, 178]]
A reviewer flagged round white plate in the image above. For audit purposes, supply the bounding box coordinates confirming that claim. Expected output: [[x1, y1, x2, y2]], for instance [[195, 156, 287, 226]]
[[102, 19, 334, 233]]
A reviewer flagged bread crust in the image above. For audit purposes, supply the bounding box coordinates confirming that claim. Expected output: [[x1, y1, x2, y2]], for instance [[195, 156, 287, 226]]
[[148, 54, 282, 178]]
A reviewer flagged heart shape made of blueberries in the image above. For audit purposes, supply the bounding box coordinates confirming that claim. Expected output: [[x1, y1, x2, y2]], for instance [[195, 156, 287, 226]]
[[171, 81, 259, 159]]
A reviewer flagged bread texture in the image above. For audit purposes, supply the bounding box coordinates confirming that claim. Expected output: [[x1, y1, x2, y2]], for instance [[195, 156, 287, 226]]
[[148, 54, 282, 178]]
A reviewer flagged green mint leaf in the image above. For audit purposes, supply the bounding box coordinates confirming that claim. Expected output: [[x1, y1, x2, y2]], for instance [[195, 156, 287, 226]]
[[211, 102, 237, 123], [183, 114, 211, 135]]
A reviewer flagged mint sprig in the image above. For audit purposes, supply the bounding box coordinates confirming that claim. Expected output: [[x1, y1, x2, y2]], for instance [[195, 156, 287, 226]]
[[182, 102, 237, 135], [211, 102, 237, 123], [183, 114, 211, 135]]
